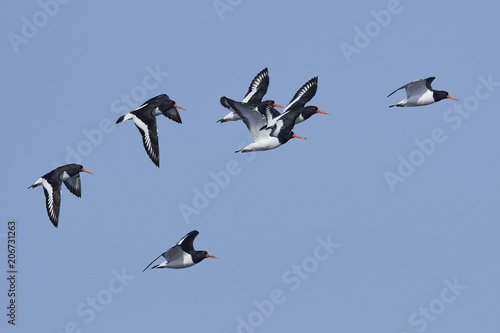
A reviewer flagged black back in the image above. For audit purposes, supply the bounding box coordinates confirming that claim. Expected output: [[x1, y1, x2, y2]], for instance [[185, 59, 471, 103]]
[[43, 164, 82, 180]]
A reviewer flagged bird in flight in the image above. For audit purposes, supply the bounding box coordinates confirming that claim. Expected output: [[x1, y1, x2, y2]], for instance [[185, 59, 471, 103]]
[[28, 164, 93, 227], [142, 230, 218, 271], [218, 68, 284, 123], [116, 94, 186, 167], [387, 77, 459, 107]]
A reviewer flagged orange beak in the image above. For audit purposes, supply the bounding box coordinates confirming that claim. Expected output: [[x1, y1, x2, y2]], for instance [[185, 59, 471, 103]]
[[82, 168, 93, 175], [273, 103, 285, 108], [175, 104, 187, 110], [447, 95, 459, 101], [206, 254, 218, 259], [293, 134, 307, 140], [317, 109, 330, 115]]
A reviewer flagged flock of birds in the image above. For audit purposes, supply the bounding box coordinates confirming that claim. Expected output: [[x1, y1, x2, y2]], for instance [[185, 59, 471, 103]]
[[28, 68, 459, 269]]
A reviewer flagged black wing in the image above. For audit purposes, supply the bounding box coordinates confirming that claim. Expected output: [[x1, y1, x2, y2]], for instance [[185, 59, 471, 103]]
[[159, 105, 182, 124], [242, 68, 269, 104], [63, 174, 82, 197], [220, 96, 232, 110], [132, 114, 160, 167], [42, 179, 62, 228], [283, 77, 318, 113], [177, 230, 199, 253]]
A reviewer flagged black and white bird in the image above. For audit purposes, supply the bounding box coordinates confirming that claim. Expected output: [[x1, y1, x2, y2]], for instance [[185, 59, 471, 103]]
[[387, 77, 459, 107], [218, 68, 284, 122], [116, 94, 186, 167], [222, 97, 306, 153], [28, 164, 93, 228], [266, 77, 328, 129], [142, 230, 217, 271]]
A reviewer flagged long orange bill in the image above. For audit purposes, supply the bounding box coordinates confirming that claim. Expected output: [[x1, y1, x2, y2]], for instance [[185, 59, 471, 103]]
[[447, 95, 459, 101], [317, 110, 330, 115], [175, 104, 187, 110], [293, 134, 307, 140], [273, 103, 285, 108], [82, 168, 94, 175], [207, 254, 218, 259]]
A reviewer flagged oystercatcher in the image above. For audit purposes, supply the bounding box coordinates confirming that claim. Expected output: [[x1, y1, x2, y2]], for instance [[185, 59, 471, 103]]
[[218, 68, 284, 122], [142, 230, 217, 271], [387, 77, 459, 107], [116, 94, 186, 167], [28, 164, 93, 228], [221, 97, 306, 153], [266, 77, 328, 129]]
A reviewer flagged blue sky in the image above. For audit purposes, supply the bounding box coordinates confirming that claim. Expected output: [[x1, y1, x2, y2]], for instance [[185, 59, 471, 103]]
[[1, 1, 500, 332]]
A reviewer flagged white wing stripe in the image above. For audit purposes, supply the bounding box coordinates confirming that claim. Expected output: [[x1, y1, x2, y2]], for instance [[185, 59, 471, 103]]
[[283, 81, 315, 113], [132, 115, 155, 158], [42, 180, 57, 220]]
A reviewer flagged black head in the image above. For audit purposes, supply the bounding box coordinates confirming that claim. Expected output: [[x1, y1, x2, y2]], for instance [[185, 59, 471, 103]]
[[75, 164, 93, 175], [192, 250, 218, 264], [300, 106, 319, 120], [168, 98, 186, 111], [433, 90, 459, 103], [278, 131, 307, 144], [261, 100, 285, 109]]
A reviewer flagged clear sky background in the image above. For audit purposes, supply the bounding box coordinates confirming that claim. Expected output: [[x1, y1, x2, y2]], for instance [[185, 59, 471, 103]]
[[1, 1, 500, 332]]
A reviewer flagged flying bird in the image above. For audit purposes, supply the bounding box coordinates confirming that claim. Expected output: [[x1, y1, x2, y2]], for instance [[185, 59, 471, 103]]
[[142, 230, 217, 271], [28, 164, 93, 228], [266, 77, 328, 130], [218, 68, 284, 122], [222, 97, 306, 153], [116, 94, 186, 167], [387, 77, 459, 107]]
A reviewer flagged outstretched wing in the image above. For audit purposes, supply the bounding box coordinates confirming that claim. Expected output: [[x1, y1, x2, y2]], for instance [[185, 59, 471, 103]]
[[242, 68, 269, 104], [42, 179, 62, 228], [224, 98, 270, 142], [159, 105, 182, 124], [63, 174, 82, 197], [387, 77, 435, 98], [132, 114, 160, 167], [282, 77, 318, 113], [177, 230, 199, 252], [220, 96, 232, 110], [142, 252, 164, 272]]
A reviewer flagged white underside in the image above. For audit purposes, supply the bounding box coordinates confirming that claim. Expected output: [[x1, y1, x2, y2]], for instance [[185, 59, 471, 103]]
[[155, 251, 195, 269], [222, 111, 242, 122], [241, 136, 281, 152], [398, 90, 435, 107]]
